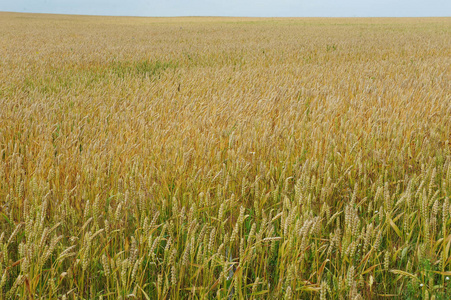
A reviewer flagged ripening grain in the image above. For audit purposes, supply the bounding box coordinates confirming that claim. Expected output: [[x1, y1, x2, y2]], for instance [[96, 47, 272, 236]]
[[0, 12, 450, 299]]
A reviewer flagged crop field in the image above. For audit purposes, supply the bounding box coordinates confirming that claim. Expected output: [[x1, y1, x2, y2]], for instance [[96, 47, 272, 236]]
[[0, 12, 451, 299]]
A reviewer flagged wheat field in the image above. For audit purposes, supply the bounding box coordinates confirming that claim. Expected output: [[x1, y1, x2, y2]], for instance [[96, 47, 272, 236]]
[[0, 12, 451, 299]]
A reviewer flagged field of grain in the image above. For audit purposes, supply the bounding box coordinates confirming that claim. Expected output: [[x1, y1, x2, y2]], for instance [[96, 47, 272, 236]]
[[0, 12, 450, 299]]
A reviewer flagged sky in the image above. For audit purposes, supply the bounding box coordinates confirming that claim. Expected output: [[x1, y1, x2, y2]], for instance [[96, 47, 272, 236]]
[[0, 0, 450, 17]]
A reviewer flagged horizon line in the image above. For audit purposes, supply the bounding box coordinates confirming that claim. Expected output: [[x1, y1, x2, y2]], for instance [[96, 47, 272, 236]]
[[1, 10, 450, 19]]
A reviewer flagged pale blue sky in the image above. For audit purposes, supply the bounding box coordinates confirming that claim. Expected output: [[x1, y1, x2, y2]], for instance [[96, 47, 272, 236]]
[[0, 0, 450, 17]]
